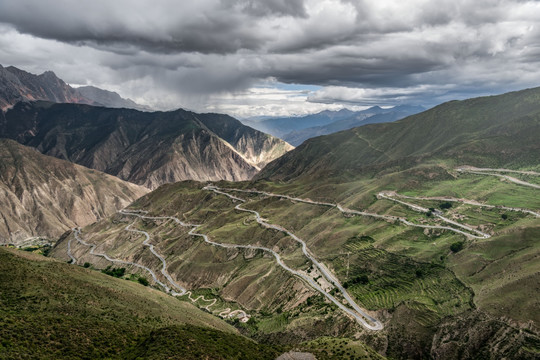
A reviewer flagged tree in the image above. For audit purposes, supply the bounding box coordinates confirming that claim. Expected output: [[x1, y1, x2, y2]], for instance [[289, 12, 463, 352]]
[[450, 241, 464, 253], [137, 277, 149, 286], [440, 202, 452, 210]]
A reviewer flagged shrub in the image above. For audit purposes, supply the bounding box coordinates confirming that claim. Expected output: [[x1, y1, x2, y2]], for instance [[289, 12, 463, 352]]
[[102, 266, 126, 278], [137, 277, 149, 286], [440, 202, 452, 210], [83, 262, 91, 268], [501, 214, 508, 220], [450, 241, 464, 253]]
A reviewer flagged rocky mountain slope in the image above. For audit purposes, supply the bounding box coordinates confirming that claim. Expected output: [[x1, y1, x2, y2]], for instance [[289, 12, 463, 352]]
[[0, 101, 293, 189], [0, 64, 148, 111], [0, 64, 92, 111], [258, 87, 540, 181], [77, 85, 152, 111], [0, 139, 148, 245]]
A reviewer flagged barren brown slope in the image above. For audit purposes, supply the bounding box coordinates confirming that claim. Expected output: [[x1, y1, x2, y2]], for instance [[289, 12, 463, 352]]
[[0, 139, 148, 245], [0, 101, 292, 189]]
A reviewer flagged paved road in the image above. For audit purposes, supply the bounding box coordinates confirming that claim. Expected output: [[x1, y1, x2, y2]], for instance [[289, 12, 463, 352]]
[[120, 210, 251, 320], [457, 166, 540, 176], [389, 192, 540, 218], [212, 186, 491, 239], [203, 186, 383, 331], [67, 233, 77, 263], [457, 167, 540, 189], [71, 227, 176, 294], [377, 193, 491, 239]]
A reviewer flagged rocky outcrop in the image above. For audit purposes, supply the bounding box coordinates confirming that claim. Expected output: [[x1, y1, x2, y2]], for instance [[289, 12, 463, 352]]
[[0, 139, 148, 245], [196, 112, 294, 170]]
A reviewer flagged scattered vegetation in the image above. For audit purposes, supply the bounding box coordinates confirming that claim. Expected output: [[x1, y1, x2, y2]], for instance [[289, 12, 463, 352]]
[[137, 277, 149, 286], [0, 247, 282, 359], [343, 274, 369, 288], [450, 241, 464, 253], [101, 266, 126, 278], [439, 202, 452, 210]]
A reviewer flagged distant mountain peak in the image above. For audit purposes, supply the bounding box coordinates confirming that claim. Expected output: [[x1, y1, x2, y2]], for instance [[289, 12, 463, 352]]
[[0, 64, 151, 111]]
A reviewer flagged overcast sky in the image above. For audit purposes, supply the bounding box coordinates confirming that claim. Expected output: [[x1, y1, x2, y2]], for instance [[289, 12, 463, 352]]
[[1, 0, 539, 118]]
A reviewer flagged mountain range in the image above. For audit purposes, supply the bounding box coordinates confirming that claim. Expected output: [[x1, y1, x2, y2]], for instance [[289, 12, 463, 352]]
[[0, 64, 149, 111], [258, 88, 540, 181], [244, 105, 424, 146], [0, 101, 293, 189], [1, 63, 539, 360]]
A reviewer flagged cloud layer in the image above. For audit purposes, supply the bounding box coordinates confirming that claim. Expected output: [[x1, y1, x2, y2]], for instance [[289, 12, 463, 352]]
[[0, 0, 539, 116]]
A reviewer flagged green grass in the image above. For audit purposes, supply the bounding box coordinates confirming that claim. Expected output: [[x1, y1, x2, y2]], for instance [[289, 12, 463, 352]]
[[122, 325, 280, 360], [300, 336, 385, 360], [0, 247, 284, 359]]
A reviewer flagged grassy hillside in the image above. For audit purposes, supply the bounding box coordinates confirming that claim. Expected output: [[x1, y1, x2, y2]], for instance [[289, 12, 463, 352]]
[[51, 172, 540, 358], [45, 87, 540, 359], [0, 247, 282, 359], [258, 87, 540, 181]]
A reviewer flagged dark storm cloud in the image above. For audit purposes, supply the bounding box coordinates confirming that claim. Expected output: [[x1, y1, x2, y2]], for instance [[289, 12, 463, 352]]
[[0, 0, 265, 54], [0, 0, 539, 114], [222, 0, 307, 17]]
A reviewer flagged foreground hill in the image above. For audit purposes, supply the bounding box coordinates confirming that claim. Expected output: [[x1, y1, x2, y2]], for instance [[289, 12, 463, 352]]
[[0, 139, 148, 245], [0, 247, 280, 359], [258, 87, 540, 181], [0, 101, 293, 189], [0, 64, 149, 111]]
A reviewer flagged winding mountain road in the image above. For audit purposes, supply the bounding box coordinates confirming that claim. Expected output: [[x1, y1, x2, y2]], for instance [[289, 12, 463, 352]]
[[70, 217, 250, 320], [377, 193, 491, 239], [388, 193, 540, 218], [209, 186, 491, 239], [457, 167, 540, 189], [203, 186, 383, 330], [71, 227, 176, 294], [119, 210, 250, 320]]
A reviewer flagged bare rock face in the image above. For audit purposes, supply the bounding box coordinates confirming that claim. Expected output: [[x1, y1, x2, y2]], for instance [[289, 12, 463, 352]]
[[0, 101, 293, 189], [0, 64, 93, 110], [76, 85, 152, 111], [0, 64, 149, 111], [0, 139, 148, 245]]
